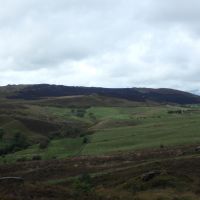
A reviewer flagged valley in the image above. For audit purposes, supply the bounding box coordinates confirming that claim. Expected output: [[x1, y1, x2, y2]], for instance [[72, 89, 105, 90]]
[[1, 85, 200, 200]]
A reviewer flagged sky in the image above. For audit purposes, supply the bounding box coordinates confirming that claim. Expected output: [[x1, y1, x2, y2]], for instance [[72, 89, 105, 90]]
[[0, 0, 200, 93]]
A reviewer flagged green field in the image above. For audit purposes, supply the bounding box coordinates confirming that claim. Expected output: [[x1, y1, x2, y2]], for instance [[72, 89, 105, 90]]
[[0, 137, 84, 163], [83, 115, 200, 155], [1, 104, 200, 163]]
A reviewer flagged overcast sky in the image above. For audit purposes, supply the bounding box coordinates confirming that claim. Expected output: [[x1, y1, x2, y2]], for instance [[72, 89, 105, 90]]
[[0, 0, 200, 92]]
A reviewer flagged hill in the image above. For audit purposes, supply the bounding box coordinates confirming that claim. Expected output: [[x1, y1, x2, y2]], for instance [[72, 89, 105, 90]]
[[1, 84, 200, 104], [1, 84, 200, 200]]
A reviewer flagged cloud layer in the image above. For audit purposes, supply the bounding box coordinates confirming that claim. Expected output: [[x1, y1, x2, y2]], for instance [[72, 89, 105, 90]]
[[0, 0, 200, 91]]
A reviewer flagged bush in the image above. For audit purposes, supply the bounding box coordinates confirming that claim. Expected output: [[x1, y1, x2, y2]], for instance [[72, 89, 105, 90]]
[[49, 131, 61, 139], [0, 149, 5, 156], [73, 173, 92, 197], [51, 156, 57, 160], [73, 109, 86, 118], [63, 126, 84, 137], [80, 130, 94, 138], [0, 132, 29, 156], [150, 175, 177, 188], [12, 132, 29, 150], [80, 133, 86, 137], [17, 157, 28, 162], [71, 108, 75, 113], [83, 137, 89, 144], [160, 144, 165, 149], [32, 155, 42, 161], [88, 113, 97, 122], [0, 128, 5, 140], [39, 138, 50, 149], [168, 110, 183, 114]]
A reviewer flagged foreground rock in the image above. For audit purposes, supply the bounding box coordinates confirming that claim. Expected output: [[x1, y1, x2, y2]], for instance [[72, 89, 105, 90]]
[[141, 170, 161, 181]]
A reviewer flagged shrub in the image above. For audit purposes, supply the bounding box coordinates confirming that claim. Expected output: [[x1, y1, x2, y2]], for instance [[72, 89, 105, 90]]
[[32, 155, 42, 161], [73, 173, 92, 197], [80, 131, 92, 138], [150, 175, 177, 188], [88, 113, 97, 121], [168, 110, 183, 114], [0, 132, 29, 156], [83, 137, 89, 144], [17, 157, 28, 162], [63, 126, 85, 138], [80, 133, 86, 137], [49, 131, 61, 139], [12, 131, 29, 150], [160, 144, 165, 149], [75, 109, 86, 118], [0, 128, 5, 140], [39, 138, 50, 149], [71, 109, 75, 113]]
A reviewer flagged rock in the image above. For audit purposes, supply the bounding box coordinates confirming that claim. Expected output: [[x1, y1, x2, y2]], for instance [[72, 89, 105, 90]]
[[176, 150, 183, 156], [195, 146, 200, 152], [141, 170, 161, 181]]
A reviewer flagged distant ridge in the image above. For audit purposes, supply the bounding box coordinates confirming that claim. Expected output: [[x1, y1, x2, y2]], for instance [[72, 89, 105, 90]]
[[1, 84, 200, 104]]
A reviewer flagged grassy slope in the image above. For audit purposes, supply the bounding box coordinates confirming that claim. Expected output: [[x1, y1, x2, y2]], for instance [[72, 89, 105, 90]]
[[83, 114, 200, 155], [0, 116, 45, 143], [36, 94, 144, 107], [1, 99, 200, 199], [2, 137, 84, 162], [2, 104, 200, 163]]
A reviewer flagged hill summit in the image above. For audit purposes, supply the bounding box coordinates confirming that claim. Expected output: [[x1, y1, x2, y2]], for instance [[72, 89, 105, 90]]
[[0, 84, 200, 104]]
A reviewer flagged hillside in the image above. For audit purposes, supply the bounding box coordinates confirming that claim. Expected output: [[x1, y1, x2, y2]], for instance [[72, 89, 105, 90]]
[[1, 84, 200, 200], [1, 84, 200, 104]]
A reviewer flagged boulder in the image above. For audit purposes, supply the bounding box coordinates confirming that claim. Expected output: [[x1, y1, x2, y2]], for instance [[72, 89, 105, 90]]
[[195, 146, 200, 152], [141, 170, 161, 181]]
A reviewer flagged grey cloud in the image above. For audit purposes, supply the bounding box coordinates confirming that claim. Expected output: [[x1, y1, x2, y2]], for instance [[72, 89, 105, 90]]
[[147, 0, 200, 22], [0, 0, 200, 92]]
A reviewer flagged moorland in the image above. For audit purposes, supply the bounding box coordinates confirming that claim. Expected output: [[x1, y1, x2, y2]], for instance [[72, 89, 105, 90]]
[[1, 84, 200, 200]]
